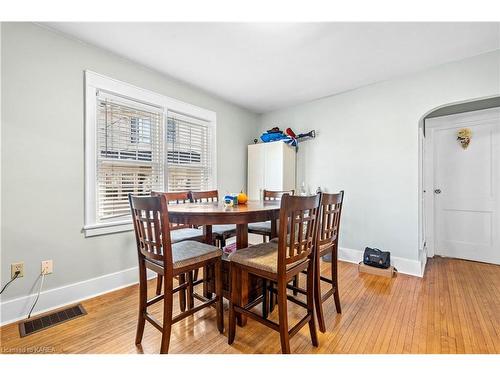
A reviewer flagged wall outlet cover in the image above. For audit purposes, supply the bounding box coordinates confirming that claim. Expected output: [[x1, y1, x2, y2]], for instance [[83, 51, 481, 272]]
[[11, 262, 24, 278], [41, 260, 53, 275]]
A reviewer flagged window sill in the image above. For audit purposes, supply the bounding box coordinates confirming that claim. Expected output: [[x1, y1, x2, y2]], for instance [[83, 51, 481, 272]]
[[83, 220, 133, 237]]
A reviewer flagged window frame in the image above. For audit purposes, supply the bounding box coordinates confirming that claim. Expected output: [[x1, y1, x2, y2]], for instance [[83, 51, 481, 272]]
[[84, 71, 217, 237]]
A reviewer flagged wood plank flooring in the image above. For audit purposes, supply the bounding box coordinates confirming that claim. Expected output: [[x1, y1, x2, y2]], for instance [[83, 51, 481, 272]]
[[1, 256, 498, 354]]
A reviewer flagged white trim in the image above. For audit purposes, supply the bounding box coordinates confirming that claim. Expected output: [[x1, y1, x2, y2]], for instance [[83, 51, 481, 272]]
[[0, 267, 155, 326], [83, 222, 134, 237], [84, 70, 217, 237], [338, 247, 424, 277]]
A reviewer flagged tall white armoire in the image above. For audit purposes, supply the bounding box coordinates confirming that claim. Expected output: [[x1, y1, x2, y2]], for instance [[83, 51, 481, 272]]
[[247, 141, 296, 201]]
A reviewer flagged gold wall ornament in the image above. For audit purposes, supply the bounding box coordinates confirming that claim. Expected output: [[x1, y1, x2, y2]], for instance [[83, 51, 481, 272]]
[[457, 128, 472, 149]]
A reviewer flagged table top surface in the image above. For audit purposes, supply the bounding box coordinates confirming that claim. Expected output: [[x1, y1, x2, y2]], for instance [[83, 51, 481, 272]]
[[168, 200, 280, 214]]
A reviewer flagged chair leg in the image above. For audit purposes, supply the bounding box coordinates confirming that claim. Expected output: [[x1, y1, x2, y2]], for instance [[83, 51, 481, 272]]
[[238, 270, 248, 326], [178, 273, 186, 312], [307, 262, 319, 347], [292, 274, 299, 296], [203, 265, 213, 299], [332, 249, 342, 314], [160, 285, 173, 354], [314, 250, 326, 333], [277, 280, 291, 354], [215, 259, 224, 333], [262, 235, 267, 243], [220, 237, 226, 248], [187, 271, 194, 310], [135, 259, 148, 345], [155, 275, 163, 296], [269, 282, 276, 312], [262, 279, 269, 319], [228, 264, 239, 344]]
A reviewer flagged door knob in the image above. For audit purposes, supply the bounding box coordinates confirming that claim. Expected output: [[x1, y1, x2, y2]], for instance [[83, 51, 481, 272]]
[[434, 189, 442, 194]]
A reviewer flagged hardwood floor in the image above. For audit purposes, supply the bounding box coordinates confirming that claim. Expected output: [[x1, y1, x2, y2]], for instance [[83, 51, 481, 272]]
[[1, 256, 498, 354]]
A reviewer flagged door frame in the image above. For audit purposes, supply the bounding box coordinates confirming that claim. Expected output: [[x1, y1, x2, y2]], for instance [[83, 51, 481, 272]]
[[423, 107, 500, 258]]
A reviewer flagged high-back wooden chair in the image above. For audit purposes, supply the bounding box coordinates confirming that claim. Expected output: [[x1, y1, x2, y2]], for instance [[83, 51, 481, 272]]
[[152, 191, 191, 229], [189, 190, 220, 203], [189, 190, 236, 248], [248, 190, 294, 242], [129, 194, 223, 354], [289, 191, 344, 332], [228, 193, 322, 354], [313, 191, 344, 332], [151, 191, 204, 308], [264, 189, 294, 200]]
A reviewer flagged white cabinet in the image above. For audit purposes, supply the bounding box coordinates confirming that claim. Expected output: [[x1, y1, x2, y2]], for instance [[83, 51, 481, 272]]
[[247, 142, 296, 200]]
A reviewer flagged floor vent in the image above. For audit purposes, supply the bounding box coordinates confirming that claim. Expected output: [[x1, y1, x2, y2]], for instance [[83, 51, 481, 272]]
[[19, 304, 87, 337]]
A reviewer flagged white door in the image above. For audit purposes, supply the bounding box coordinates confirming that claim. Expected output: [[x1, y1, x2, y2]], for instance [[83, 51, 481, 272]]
[[428, 108, 500, 264]]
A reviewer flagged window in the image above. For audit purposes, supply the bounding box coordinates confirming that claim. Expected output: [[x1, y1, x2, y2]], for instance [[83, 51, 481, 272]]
[[96, 95, 163, 220], [166, 112, 214, 192], [85, 71, 216, 236]]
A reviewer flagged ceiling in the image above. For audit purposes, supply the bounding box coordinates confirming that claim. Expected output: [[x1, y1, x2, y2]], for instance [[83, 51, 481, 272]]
[[44, 22, 500, 113]]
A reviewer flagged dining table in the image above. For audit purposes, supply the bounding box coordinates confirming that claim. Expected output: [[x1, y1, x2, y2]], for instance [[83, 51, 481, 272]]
[[167, 200, 281, 249], [168, 200, 282, 326]]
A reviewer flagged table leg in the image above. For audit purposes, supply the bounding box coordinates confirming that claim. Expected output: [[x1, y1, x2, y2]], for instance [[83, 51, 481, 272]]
[[236, 223, 249, 326], [236, 223, 248, 249], [203, 225, 213, 299], [203, 225, 213, 245], [270, 219, 278, 239]]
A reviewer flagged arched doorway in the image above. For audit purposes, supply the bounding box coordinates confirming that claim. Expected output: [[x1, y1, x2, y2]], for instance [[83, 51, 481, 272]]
[[419, 96, 500, 264]]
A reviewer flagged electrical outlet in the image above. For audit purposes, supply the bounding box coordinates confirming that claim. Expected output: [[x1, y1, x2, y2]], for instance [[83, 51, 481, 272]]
[[41, 260, 53, 275], [11, 262, 24, 278]]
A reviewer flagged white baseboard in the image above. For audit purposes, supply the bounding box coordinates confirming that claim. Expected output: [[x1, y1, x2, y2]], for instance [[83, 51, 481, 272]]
[[0, 267, 155, 326], [338, 247, 424, 278]]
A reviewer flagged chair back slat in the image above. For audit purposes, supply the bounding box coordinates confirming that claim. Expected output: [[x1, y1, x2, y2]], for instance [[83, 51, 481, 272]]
[[152, 191, 192, 230], [263, 189, 294, 201], [318, 191, 344, 250], [129, 194, 172, 267], [190, 190, 219, 203], [277, 193, 321, 273]]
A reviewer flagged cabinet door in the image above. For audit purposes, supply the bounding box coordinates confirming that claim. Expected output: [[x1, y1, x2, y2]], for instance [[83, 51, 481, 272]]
[[248, 144, 265, 200], [282, 143, 296, 192], [264, 142, 284, 191]]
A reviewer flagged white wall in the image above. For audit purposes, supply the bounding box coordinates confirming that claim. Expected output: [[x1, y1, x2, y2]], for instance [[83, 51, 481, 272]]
[[0, 23, 259, 323], [259, 50, 500, 274]]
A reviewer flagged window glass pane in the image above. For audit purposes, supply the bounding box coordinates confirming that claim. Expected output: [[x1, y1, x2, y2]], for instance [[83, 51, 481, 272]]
[[96, 96, 163, 221], [166, 112, 212, 192]]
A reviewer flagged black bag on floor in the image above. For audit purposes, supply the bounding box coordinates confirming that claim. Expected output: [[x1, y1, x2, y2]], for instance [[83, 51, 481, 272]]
[[363, 247, 391, 269]]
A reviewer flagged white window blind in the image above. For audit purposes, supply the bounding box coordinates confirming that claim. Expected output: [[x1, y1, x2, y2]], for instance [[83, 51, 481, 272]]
[[96, 93, 164, 221], [166, 112, 213, 192]]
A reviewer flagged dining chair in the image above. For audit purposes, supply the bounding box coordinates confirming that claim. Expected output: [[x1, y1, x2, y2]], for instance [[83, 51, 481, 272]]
[[248, 190, 297, 309], [151, 191, 205, 310], [189, 190, 237, 248], [227, 193, 321, 354], [248, 189, 294, 242], [290, 191, 344, 332], [129, 194, 223, 354]]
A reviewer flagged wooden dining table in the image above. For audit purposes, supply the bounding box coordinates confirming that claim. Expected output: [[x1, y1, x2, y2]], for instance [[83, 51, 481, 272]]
[[168, 200, 281, 249], [168, 200, 281, 326]]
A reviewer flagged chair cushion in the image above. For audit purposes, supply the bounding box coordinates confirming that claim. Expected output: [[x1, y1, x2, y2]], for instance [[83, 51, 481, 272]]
[[170, 227, 204, 243], [228, 241, 303, 274], [212, 224, 236, 237], [248, 221, 271, 233], [150, 241, 222, 270], [171, 241, 222, 269]]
